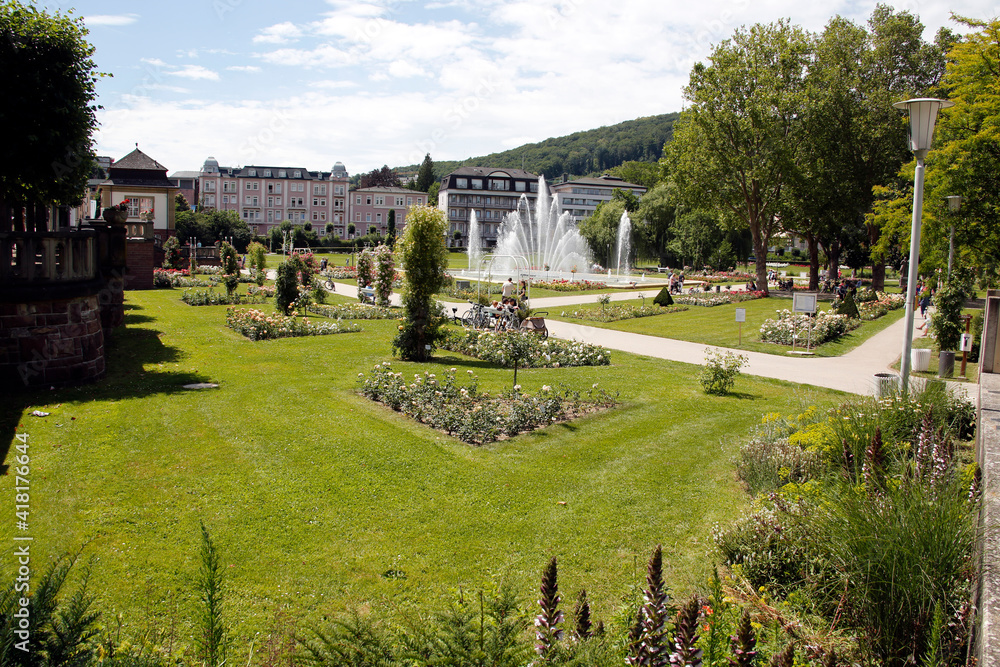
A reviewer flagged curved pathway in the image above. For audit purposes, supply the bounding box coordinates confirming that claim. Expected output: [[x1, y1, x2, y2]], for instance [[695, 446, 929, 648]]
[[327, 281, 975, 399]]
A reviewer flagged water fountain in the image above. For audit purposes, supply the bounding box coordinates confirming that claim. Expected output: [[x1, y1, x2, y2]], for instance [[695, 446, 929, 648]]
[[466, 209, 481, 271], [614, 211, 631, 278], [493, 176, 593, 273]]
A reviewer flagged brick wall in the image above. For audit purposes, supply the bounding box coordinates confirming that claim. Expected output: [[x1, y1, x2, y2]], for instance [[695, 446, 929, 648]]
[[126, 239, 156, 290], [0, 295, 106, 388]]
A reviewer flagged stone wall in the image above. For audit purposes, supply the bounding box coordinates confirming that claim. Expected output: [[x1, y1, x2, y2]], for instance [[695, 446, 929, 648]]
[[978, 370, 1000, 667], [0, 294, 105, 388]]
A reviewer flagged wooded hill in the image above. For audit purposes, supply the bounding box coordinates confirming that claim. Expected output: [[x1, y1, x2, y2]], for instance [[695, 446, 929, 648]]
[[398, 113, 679, 181]]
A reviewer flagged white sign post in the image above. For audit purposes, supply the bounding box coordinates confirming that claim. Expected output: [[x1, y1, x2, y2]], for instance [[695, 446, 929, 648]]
[[792, 293, 819, 354], [735, 308, 746, 345]]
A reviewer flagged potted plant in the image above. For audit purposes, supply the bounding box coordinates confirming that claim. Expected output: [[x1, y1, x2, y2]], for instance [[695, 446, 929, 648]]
[[929, 271, 973, 378], [102, 200, 129, 224]]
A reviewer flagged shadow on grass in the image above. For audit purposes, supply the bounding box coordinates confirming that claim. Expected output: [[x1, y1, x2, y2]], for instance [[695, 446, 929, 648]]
[[0, 322, 211, 472]]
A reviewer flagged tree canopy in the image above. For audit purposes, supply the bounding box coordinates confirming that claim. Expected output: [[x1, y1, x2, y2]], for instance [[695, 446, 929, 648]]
[[1, 1, 102, 207], [360, 165, 402, 189], [415, 154, 435, 192], [668, 20, 812, 292]]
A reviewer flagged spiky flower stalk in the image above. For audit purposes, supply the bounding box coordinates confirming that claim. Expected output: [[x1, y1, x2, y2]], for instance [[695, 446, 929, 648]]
[[670, 596, 704, 667], [535, 556, 563, 660], [769, 643, 794, 667], [728, 610, 757, 667], [628, 545, 671, 667], [573, 588, 592, 640], [862, 428, 886, 493]]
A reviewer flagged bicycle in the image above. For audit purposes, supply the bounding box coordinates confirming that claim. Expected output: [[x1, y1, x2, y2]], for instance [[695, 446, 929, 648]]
[[319, 270, 336, 292], [495, 306, 520, 332], [461, 301, 489, 329]]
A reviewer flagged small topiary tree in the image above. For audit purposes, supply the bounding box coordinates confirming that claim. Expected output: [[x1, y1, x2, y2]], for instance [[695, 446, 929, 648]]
[[835, 291, 859, 319], [274, 259, 299, 315], [162, 236, 182, 269], [930, 273, 973, 352], [653, 286, 673, 307], [372, 244, 394, 307], [392, 205, 448, 361]]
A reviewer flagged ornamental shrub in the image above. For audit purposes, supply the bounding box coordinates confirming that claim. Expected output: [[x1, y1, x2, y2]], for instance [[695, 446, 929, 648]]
[[834, 292, 859, 319], [392, 206, 449, 361], [653, 286, 673, 307], [274, 259, 299, 315], [356, 248, 375, 289], [930, 272, 973, 352], [372, 244, 394, 307], [699, 348, 747, 395], [162, 236, 182, 269], [219, 241, 238, 276]]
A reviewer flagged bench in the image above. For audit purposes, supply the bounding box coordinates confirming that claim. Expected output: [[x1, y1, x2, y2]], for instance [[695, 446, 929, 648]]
[[359, 287, 376, 304], [657, 267, 669, 273]]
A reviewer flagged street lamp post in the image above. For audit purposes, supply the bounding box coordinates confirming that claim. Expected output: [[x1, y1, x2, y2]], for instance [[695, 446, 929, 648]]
[[894, 98, 954, 393], [945, 195, 961, 277]]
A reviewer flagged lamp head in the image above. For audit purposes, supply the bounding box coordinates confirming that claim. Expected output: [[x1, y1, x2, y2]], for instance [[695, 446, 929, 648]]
[[946, 195, 962, 211], [893, 98, 954, 156]]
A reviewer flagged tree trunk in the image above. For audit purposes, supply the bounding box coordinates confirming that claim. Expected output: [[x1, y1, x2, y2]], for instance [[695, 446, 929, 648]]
[[750, 222, 769, 296], [867, 222, 885, 291], [808, 235, 820, 290], [827, 242, 842, 281]]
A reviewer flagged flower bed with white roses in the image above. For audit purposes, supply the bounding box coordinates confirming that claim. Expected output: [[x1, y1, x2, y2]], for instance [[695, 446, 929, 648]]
[[307, 303, 399, 320], [359, 363, 618, 445], [673, 291, 766, 307], [758, 309, 859, 346], [855, 291, 905, 321], [440, 329, 610, 367], [153, 268, 210, 288], [226, 307, 361, 340], [566, 303, 688, 322], [326, 266, 357, 279], [532, 278, 608, 292], [248, 285, 276, 298]]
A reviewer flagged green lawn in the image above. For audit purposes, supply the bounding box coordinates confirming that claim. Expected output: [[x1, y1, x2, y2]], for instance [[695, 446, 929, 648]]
[[546, 297, 908, 357], [0, 288, 848, 657]]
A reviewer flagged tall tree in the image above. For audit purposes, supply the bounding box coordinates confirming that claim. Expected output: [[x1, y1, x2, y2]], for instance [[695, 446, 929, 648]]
[[668, 20, 812, 293], [579, 200, 627, 267], [921, 17, 1000, 279], [635, 182, 676, 265], [786, 7, 947, 290], [392, 205, 449, 361], [415, 153, 435, 192], [360, 165, 402, 189], [1, 2, 102, 217]]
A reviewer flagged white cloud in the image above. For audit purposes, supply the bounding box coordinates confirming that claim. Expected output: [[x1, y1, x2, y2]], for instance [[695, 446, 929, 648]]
[[388, 60, 428, 78], [84, 14, 138, 27], [253, 22, 304, 44], [257, 44, 355, 68], [227, 65, 262, 73], [309, 80, 360, 89], [169, 65, 220, 81]]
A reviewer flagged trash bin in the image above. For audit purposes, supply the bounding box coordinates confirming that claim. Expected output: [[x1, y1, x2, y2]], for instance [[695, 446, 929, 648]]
[[938, 350, 955, 378], [873, 372, 900, 399], [911, 348, 931, 372]]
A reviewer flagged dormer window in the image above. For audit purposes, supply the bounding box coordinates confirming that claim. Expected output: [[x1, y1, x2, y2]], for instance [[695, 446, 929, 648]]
[[278, 170, 286, 178], [264, 169, 271, 177], [293, 170, 301, 178], [248, 169, 256, 177]]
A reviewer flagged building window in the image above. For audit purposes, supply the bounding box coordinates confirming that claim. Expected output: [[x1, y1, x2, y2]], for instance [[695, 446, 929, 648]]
[[395, 197, 404, 206], [278, 170, 286, 178], [472, 179, 483, 190], [366, 213, 371, 222], [293, 170, 301, 178], [530, 182, 538, 192], [366, 196, 372, 205], [355, 212, 361, 221], [248, 169, 256, 177], [376, 212, 382, 223], [356, 195, 361, 205], [456, 178, 467, 188], [126, 197, 153, 218], [264, 169, 271, 177], [515, 181, 526, 192], [375, 196, 383, 205], [335, 185, 344, 195], [407, 197, 413, 206], [490, 179, 507, 190]]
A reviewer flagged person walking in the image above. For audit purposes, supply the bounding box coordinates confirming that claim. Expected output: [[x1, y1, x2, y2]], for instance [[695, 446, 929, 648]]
[[501, 278, 515, 299]]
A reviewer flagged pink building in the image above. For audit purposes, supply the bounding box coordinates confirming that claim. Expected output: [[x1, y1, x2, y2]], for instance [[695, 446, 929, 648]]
[[350, 186, 427, 238], [198, 158, 349, 237]]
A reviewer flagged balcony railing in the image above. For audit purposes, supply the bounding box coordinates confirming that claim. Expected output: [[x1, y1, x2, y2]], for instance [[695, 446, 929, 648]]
[[1, 229, 98, 284]]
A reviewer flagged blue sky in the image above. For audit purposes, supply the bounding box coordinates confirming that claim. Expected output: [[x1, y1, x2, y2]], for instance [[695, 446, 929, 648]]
[[52, 0, 1000, 176]]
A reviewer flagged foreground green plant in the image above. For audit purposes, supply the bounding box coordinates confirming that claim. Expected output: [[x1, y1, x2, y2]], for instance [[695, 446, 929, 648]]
[[393, 205, 450, 361], [699, 349, 747, 395]]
